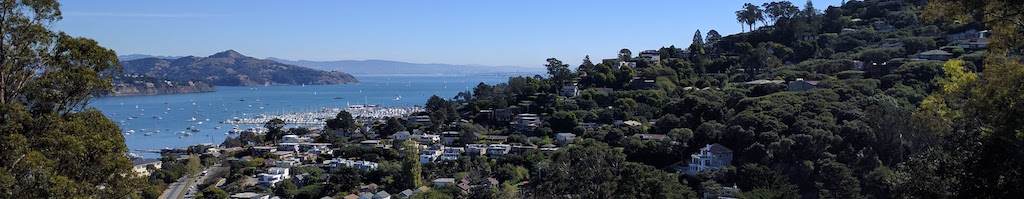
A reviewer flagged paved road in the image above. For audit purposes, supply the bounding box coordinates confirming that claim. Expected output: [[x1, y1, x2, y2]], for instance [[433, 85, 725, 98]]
[[163, 164, 221, 199], [159, 175, 194, 199]]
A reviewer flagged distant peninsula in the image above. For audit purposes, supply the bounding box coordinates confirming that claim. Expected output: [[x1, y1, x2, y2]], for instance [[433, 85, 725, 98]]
[[119, 50, 358, 86], [109, 74, 215, 96]]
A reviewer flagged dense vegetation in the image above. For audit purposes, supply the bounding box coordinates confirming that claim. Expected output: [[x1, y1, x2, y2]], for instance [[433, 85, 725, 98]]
[[0, 0, 143, 198], [406, 0, 1024, 198]]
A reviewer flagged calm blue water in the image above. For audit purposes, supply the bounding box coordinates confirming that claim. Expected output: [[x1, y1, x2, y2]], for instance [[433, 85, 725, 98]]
[[91, 75, 512, 158]]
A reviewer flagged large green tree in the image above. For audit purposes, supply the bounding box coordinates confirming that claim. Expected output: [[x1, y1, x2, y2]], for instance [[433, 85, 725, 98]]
[[0, 0, 143, 198]]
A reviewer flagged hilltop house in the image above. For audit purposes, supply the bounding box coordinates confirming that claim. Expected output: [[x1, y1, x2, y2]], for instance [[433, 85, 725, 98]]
[[687, 144, 733, 175], [639, 50, 661, 63]]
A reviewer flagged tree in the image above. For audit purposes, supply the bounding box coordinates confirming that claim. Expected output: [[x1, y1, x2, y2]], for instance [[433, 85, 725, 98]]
[[705, 30, 722, 45], [618, 48, 632, 61], [326, 110, 356, 132], [425, 95, 458, 128], [197, 186, 228, 199], [545, 58, 573, 85], [326, 166, 363, 193], [380, 117, 406, 137], [762, 1, 799, 26], [737, 3, 765, 31], [264, 118, 286, 143], [691, 29, 706, 55], [273, 180, 298, 198], [549, 111, 579, 133], [801, 0, 818, 17], [399, 141, 423, 189], [816, 160, 863, 199], [0, 1, 143, 198]]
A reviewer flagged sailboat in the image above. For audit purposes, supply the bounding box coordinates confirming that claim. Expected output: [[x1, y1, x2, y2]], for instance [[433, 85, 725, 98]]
[[395, 94, 401, 101]]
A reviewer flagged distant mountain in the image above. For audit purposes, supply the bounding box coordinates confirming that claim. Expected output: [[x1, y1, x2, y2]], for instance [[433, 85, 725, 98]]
[[119, 50, 357, 86], [117, 54, 183, 61], [265, 58, 545, 75]]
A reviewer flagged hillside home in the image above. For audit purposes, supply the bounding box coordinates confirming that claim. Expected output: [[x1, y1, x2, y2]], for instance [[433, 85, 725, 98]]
[[632, 134, 668, 142], [407, 115, 432, 126], [230, 192, 269, 199], [393, 131, 411, 142], [947, 29, 980, 41], [441, 131, 460, 145], [419, 145, 445, 164], [561, 85, 580, 97], [417, 134, 440, 144], [440, 147, 464, 161], [788, 78, 820, 91], [629, 77, 656, 90], [466, 144, 489, 156], [258, 167, 290, 188], [252, 146, 277, 156], [961, 37, 989, 51], [132, 159, 162, 176], [555, 133, 576, 143], [917, 50, 954, 61], [687, 144, 733, 174], [323, 158, 379, 171], [487, 144, 511, 158], [275, 157, 302, 168], [433, 178, 456, 187], [513, 114, 541, 132]]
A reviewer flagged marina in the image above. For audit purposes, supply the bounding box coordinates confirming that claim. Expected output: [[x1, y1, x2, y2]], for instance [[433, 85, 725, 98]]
[[222, 105, 424, 125]]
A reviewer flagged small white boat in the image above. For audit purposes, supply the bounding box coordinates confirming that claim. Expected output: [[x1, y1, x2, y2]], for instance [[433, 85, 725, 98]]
[[126, 130, 135, 134], [144, 132, 153, 136]]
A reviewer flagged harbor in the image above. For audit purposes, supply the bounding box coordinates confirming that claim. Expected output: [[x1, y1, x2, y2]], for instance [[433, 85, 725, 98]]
[[221, 105, 425, 125]]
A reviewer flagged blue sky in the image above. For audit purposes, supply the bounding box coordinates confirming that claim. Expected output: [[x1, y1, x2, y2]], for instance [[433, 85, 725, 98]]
[[56, 0, 839, 68]]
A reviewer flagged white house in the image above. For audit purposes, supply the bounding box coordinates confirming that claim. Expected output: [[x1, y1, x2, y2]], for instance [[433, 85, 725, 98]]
[[393, 131, 411, 142], [417, 134, 440, 144], [419, 145, 445, 164], [323, 158, 379, 171], [639, 50, 661, 63], [555, 133, 576, 143], [440, 147, 464, 161], [687, 144, 733, 175], [258, 167, 290, 188]]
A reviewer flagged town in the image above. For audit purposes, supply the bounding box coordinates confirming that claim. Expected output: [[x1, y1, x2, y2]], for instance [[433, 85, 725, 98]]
[[5, 0, 1024, 198]]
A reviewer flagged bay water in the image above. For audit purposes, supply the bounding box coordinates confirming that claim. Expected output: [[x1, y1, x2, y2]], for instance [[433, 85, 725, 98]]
[[91, 75, 513, 158]]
